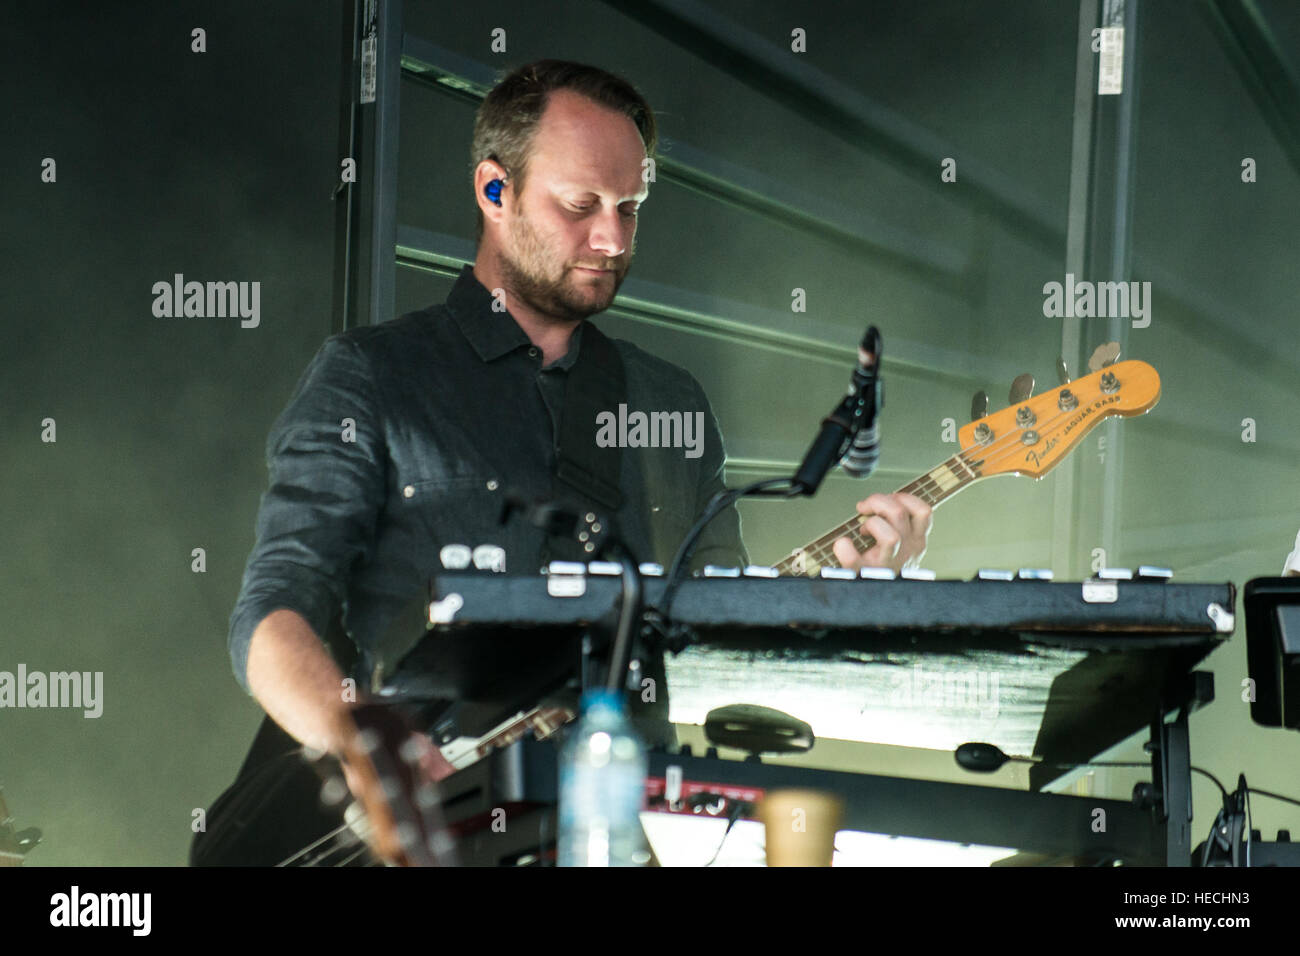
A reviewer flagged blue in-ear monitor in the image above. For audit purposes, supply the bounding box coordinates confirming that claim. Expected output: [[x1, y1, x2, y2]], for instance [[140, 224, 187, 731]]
[[485, 179, 504, 206]]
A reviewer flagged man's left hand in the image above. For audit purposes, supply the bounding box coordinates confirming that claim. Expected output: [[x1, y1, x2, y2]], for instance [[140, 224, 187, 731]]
[[832, 492, 932, 574]]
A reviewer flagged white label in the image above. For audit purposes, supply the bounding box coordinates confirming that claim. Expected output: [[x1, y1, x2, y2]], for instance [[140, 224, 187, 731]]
[[1098, 27, 1124, 95], [665, 765, 683, 805], [1082, 580, 1118, 604], [548, 575, 586, 598], [360, 35, 377, 104]]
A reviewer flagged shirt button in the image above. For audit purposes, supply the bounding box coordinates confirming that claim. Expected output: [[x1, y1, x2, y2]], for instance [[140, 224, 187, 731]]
[[402, 485, 415, 498], [486, 479, 499, 491], [528, 347, 539, 358]]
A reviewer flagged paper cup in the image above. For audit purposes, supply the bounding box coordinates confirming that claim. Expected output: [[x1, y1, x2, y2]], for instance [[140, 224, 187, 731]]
[[758, 788, 843, 867]]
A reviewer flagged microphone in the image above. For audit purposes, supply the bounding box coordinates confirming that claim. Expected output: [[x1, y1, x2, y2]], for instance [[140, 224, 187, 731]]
[[840, 328, 882, 479], [791, 326, 883, 495]]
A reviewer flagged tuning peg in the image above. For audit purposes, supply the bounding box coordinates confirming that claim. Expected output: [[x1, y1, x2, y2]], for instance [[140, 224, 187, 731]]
[[1056, 357, 1071, 385], [320, 775, 350, 807], [970, 390, 989, 422], [1008, 373, 1034, 405], [1087, 342, 1121, 373]]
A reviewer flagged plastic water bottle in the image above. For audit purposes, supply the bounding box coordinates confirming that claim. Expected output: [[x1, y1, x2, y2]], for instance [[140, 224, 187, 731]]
[[557, 688, 649, 866]]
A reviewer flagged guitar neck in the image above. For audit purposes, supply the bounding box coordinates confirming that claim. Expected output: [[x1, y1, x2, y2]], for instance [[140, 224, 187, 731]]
[[440, 706, 574, 769], [772, 450, 983, 576], [768, 358, 1161, 577]]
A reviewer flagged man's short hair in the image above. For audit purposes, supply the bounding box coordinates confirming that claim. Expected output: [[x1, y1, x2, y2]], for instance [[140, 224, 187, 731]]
[[470, 59, 657, 238]]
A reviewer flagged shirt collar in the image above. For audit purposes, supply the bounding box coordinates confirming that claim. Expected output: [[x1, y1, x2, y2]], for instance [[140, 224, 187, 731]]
[[447, 263, 584, 370]]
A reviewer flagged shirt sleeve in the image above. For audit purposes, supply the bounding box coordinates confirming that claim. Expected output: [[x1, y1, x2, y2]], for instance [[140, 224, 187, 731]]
[[227, 336, 386, 695], [686, 378, 750, 572]]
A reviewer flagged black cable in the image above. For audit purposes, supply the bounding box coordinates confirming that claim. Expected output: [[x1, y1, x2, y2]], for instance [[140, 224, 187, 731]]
[[602, 539, 642, 693], [657, 328, 881, 624], [658, 476, 796, 623], [1246, 786, 1300, 809], [1192, 780, 1300, 867], [1191, 765, 1229, 802], [1244, 775, 1253, 868], [1200, 815, 1215, 868], [703, 799, 748, 867], [1017, 757, 1231, 803], [1023, 756, 1235, 866]]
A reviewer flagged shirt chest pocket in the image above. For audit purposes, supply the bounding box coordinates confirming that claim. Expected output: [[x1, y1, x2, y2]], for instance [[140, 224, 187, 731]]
[[396, 474, 512, 571], [644, 486, 705, 565]]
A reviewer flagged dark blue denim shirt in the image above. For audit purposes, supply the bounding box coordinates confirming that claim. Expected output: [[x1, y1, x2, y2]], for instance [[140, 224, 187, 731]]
[[228, 264, 747, 706]]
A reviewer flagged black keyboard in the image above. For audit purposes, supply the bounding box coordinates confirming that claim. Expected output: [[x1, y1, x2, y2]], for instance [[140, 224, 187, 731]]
[[410, 569, 1234, 642]]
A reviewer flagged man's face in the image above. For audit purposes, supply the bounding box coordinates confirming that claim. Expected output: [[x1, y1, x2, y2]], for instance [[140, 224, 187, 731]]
[[496, 89, 649, 323]]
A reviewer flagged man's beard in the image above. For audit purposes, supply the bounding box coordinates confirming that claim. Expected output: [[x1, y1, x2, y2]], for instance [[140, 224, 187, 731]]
[[498, 210, 629, 323]]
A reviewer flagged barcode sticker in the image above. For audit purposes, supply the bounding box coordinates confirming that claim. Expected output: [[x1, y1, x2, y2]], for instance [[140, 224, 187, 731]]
[[360, 34, 377, 104], [1098, 26, 1124, 95]]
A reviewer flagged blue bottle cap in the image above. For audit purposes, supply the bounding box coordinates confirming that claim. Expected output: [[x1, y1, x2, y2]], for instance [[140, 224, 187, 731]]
[[580, 688, 626, 713]]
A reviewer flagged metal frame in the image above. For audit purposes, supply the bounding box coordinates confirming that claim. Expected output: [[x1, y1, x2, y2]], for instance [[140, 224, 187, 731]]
[[393, 224, 1020, 387], [437, 708, 1211, 865], [1155, 705, 1194, 865], [334, 0, 402, 331], [598, 0, 1063, 251], [1051, 0, 1142, 580], [341, 1, 1297, 376], [329, 0, 360, 336]]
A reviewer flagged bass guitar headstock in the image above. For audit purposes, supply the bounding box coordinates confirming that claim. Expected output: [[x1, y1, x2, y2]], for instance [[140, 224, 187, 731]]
[[311, 702, 575, 866], [958, 352, 1160, 481], [320, 703, 459, 867]]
